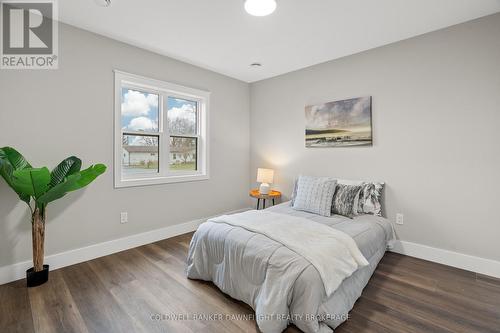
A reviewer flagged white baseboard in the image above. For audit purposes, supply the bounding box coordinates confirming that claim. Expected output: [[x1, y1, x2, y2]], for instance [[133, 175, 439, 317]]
[[0, 207, 251, 286], [390, 240, 500, 279], [3, 214, 499, 285]]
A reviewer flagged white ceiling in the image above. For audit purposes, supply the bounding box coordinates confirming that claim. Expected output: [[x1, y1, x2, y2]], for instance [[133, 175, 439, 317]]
[[59, 0, 500, 82]]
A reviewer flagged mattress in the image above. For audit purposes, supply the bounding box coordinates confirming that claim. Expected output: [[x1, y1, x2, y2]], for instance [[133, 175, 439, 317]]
[[187, 202, 394, 332]]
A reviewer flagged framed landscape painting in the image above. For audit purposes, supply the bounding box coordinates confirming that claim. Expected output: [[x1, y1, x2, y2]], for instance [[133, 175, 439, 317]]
[[305, 96, 372, 147]]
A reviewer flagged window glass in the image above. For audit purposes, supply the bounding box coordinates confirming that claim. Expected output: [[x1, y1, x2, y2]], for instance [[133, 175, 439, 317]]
[[121, 88, 159, 132], [169, 137, 197, 171], [122, 135, 159, 175], [167, 97, 197, 135]]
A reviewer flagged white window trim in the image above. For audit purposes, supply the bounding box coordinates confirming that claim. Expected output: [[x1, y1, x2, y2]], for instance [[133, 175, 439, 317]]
[[114, 70, 210, 188]]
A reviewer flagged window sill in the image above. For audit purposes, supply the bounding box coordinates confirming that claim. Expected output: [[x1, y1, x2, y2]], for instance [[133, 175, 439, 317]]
[[114, 174, 209, 188]]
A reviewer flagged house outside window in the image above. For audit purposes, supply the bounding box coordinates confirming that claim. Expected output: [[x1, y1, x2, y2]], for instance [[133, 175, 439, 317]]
[[114, 71, 209, 188]]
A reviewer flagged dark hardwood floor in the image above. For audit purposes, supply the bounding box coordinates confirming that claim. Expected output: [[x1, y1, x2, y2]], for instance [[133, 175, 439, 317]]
[[1, 232, 499, 333]]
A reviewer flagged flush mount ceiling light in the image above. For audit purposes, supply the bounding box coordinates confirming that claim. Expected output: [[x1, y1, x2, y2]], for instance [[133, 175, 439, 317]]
[[244, 0, 277, 16]]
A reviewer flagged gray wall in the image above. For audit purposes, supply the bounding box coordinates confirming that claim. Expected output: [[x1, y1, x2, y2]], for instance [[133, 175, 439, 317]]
[[250, 14, 500, 261], [1, 14, 499, 270], [0, 23, 250, 268]]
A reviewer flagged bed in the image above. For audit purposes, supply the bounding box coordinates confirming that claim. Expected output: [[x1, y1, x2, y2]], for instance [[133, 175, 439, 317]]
[[186, 202, 394, 333]]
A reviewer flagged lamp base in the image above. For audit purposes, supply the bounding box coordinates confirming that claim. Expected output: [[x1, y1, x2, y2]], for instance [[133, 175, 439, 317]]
[[259, 183, 270, 194]]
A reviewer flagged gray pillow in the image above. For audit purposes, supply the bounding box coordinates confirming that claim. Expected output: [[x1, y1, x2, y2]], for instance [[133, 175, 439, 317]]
[[357, 182, 384, 216], [292, 176, 337, 217], [332, 184, 363, 218]]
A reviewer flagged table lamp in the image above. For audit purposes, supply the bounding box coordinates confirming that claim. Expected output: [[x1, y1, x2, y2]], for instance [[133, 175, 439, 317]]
[[257, 168, 274, 194]]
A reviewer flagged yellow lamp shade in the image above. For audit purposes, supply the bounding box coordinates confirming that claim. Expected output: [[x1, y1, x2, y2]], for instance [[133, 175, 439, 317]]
[[257, 168, 274, 184]]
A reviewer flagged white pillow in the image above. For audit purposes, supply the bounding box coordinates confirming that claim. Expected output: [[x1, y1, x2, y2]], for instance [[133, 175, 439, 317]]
[[292, 176, 337, 217], [290, 176, 299, 206], [337, 179, 364, 186]]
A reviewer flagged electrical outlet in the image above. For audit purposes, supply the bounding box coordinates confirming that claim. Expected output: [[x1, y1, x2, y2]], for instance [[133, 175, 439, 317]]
[[396, 213, 404, 225], [120, 212, 128, 224]]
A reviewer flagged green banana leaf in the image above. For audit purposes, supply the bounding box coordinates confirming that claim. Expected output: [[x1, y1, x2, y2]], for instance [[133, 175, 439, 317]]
[[0, 147, 106, 208], [49, 156, 82, 188], [11, 168, 51, 199], [38, 164, 106, 205], [0, 147, 32, 170], [0, 147, 32, 204], [68, 164, 106, 191], [37, 173, 81, 204]]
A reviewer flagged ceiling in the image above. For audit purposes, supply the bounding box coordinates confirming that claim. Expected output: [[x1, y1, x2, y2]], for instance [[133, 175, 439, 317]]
[[59, 0, 500, 82]]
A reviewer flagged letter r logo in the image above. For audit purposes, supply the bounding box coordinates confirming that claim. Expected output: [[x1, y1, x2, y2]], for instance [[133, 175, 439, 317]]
[[2, 1, 53, 54]]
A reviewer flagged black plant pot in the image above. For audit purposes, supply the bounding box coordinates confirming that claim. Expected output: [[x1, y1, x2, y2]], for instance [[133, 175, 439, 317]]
[[26, 265, 49, 287]]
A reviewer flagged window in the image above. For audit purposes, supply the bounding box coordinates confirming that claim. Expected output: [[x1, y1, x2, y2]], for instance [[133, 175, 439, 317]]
[[114, 71, 209, 188]]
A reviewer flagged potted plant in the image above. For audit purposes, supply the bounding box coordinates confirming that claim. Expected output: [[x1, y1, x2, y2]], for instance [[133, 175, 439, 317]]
[[0, 147, 106, 287]]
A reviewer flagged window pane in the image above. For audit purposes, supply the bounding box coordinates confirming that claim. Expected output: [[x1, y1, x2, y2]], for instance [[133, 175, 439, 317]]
[[169, 136, 197, 171], [167, 97, 197, 135], [121, 88, 159, 132], [122, 135, 159, 175]]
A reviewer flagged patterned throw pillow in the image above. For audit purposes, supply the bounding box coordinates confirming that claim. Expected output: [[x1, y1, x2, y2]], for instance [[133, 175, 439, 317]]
[[292, 176, 337, 217], [337, 179, 364, 215], [357, 182, 384, 216], [332, 184, 363, 218]]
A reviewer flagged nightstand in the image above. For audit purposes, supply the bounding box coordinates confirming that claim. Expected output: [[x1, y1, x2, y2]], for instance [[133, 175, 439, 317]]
[[249, 189, 281, 210]]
